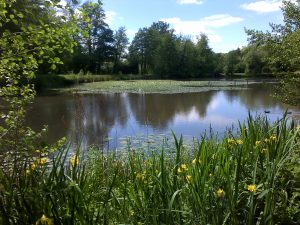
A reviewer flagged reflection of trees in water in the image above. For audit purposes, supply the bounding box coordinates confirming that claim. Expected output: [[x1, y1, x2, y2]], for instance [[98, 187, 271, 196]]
[[128, 92, 216, 129], [69, 93, 128, 146], [224, 84, 283, 110], [27, 94, 129, 146], [26, 95, 72, 143]]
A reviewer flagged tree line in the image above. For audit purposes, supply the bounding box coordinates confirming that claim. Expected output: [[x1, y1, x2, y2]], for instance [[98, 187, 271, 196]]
[[24, 0, 270, 78], [1, 0, 299, 102]]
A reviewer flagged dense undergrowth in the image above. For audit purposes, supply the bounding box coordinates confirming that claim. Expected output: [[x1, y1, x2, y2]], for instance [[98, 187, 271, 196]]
[[0, 115, 299, 225]]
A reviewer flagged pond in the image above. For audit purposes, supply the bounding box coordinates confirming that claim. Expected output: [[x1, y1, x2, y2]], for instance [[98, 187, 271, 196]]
[[27, 83, 299, 149]]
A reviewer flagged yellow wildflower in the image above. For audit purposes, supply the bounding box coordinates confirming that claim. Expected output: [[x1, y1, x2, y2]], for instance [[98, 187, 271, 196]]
[[181, 164, 187, 170], [136, 173, 145, 181], [178, 164, 188, 173], [247, 184, 257, 193], [35, 214, 53, 225], [70, 155, 79, 167], [31, 163, 37, 171], [264, 138, 270, 143], [177, 167, 182, 173], [192, 158, 197, 165], [216, 188, 225, 198], [38, 157, 48, 165], [186, 175, 192, 183], [255, 141, 261, 146], [269, 135, 276, 142], [236, 139, 243, 145], [227, 138, 235, 145]]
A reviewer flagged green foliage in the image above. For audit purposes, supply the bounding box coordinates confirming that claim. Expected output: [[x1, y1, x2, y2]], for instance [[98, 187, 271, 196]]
[[69, 0, 115, 74], [246, 0, 300, 105], [0, 0, 75, 156], [0, 116, 299, 224], [113, 26, 129, 73], [128, 23, 218, 78]]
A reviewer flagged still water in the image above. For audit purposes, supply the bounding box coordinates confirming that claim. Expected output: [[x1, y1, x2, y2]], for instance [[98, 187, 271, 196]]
[[27, 84, 299, 149]]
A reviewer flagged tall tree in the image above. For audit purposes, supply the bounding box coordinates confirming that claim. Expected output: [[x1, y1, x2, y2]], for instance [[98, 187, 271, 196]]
[[75, 0, 115, 73], [113, 26, 129, 73], [128, 27, 149, 74], [195, 34, 214, 77]]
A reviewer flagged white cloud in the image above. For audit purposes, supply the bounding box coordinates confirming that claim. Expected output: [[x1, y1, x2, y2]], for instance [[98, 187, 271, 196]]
[[241, 0, 282, 13], [177, 0, 204, 5], [127, 29, 138, 37], [105, 11, 117, 26], [160, 14, 243, 44]]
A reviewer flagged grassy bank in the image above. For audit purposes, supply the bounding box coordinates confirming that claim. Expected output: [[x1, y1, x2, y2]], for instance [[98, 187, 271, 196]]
[[1, 115, 299, 224], [65, 79, 275, 94], [34, 74, 148, 90]]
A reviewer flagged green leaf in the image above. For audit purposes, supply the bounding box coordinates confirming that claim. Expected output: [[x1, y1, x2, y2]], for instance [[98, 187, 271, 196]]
[[17, 13, 24, 18], [50, 64, 57, 70], [257, 189, 270, 199]]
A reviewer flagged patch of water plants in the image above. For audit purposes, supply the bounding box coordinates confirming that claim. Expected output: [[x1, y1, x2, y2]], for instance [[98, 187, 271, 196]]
[[65, 80, 265, 94], [0, 115, 299, 224]]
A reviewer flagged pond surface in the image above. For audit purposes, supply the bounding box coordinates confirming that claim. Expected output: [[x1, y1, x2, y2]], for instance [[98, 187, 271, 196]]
[[27, 83, 299, 149]]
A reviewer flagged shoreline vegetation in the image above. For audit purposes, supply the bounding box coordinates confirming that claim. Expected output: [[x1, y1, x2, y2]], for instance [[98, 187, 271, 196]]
[[34, 74, 278, 94], [66, 79, 275, 94], [1, 115, 299, 224]]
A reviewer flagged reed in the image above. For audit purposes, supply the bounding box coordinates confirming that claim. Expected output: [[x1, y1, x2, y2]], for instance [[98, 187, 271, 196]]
[[0, 115, 299, 224]]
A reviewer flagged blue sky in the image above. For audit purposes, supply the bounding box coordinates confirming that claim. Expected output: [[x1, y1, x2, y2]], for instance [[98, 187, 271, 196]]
[[100, 0, 284, 53]]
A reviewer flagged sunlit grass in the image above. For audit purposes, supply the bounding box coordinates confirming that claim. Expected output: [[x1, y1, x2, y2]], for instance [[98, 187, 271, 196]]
[[0, 115, 299, 224]]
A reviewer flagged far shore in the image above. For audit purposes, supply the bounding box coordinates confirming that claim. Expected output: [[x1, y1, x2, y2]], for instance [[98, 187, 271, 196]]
[[58, 79, 278, 94]]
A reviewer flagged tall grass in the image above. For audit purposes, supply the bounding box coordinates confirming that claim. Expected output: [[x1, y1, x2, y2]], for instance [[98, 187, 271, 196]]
[[0, 115, 299, 224]]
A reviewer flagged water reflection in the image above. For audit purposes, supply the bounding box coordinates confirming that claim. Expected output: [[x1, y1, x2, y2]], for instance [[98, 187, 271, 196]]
[[26, 84, 299, 149], [128, 92, 215, 129]]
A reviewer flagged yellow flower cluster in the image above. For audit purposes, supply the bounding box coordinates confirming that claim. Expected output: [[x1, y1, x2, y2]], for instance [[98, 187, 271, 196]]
[[38, 157, 48, 165], [35, 214, 53, 225], [27, 157, 49, 174], [255, 141, 261, 146], [264, 135, 277, 144], [227, 138, 243, 148], [216, 188, 225, 198], [177, 164, 188, 173]]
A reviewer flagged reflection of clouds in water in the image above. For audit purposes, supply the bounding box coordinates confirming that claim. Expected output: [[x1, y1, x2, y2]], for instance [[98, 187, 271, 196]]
[[207, 97, 221, 111], [173, 107, 201, 122]]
